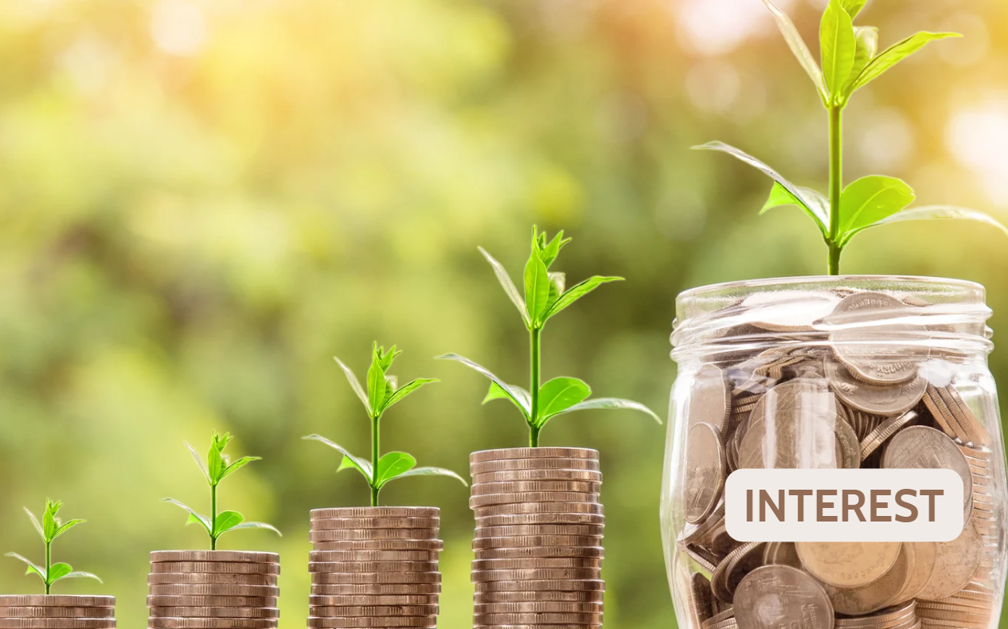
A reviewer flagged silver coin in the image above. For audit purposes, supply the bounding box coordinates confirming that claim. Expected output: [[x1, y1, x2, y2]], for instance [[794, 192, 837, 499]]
[[733, 565, 833, 629]]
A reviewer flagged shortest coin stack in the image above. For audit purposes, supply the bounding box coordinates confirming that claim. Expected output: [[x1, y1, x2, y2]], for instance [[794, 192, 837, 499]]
[[0, 596, 115, 629], [147, 550, 279, 629], [308, 507, 442, 629]]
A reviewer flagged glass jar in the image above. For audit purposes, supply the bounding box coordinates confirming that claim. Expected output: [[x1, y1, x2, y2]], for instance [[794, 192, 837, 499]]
[[661, 276, 1006, 629]]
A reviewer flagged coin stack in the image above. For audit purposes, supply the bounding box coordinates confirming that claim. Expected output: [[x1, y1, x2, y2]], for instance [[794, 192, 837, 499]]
[[675, 290, 1005, 629], [0, 595, 115, 629], [146, 551, 279, 629], [308, 507, 442, 629], [470, 447, 605, 629]]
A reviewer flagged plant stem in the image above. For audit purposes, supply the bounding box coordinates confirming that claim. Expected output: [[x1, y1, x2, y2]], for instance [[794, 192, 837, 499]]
[[210, 483, 217, 551], [370, 413, 380, 507], [529, 327, 542, 448], [45, 540, 51, 595], [827, 104, 843, 276]]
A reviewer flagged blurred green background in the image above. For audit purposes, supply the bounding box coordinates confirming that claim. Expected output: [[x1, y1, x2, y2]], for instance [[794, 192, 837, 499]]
[[1, 0, 1007, 627]]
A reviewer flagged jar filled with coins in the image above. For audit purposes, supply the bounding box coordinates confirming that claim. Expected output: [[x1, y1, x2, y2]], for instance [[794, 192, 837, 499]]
[[661, 277, 1007, 629]]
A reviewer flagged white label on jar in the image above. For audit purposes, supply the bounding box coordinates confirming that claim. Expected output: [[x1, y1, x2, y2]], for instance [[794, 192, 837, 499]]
[[723, 469, 964, 542]]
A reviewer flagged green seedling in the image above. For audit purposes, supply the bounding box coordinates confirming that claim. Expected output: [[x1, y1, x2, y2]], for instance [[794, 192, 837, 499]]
[[439, 227, 660, 447], [306, 343, 467, 507], [6, 499, 101, 594], [163, 431, 281, 550], [695, 0, 1007, 275]]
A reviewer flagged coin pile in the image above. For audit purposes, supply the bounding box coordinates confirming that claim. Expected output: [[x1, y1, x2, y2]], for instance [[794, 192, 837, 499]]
[[308, 507, 441, 629], [0, 595, 115, 629], [676, 291, 1004, 629], [470, 448, 605, 629], [146, 551, 279, 629]]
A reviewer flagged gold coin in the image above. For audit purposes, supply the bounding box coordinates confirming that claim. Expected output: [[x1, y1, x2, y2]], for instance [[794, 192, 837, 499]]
[[762, 542, 801, 569], [475, 513, 605, 527], [309, 529, 439, 542], [308, 596, 436, 607], [469, 492, 601, 509], [471, 558, 602, 571], [820, 543, 913, 615], [833, 599, 915, 627], [309, 551, 439, 563], [882, 426, 973, 518], [470, 480, 602, 495], [470, 568, 601, 581], [148, 608, 278, 619], [308, 605, 436, 617], [684, 422, 726, 524], [147, 574, 277, 586], [471, 546, 604, 560], [915, 521, 982, 601], [892, 541, 937, 603], [471, 470, 602, 484], [859, 410, 919, 461], [472, 502, 603, 517], [150, 562, 280, 575], [469, 458, 600, 475], [470, 448, 598, 463], [474, 524, 603, 537], [733, 565, 833, 629], [147, 585, 278, 597], [473, 579, 604, 593], [473, 590, 604, 604], [0, 597, 114, 608], [312, 540, 443, 552], [310, 584, 440, 596], [795, 541, 901, 588], [311, 572, 441, 585], [306, 617, 433, 628], [308, 561, 437, 573], [146, 597, 275, 608], [473, 612, 603, 625], [472, 602, 601, 614], [472, 535, 603, 549], [0, 609, 114, 619], [0, 621, 115, 629], [147, 619, 275, 629], [150, 551, 278, 564], [310, 508, 438, 520], [710, 542, 765, 602], [309, 518, 439, 530]]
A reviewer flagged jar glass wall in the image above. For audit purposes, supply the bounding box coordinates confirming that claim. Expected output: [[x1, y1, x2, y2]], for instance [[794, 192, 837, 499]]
[[661, 276, 1006, 629]]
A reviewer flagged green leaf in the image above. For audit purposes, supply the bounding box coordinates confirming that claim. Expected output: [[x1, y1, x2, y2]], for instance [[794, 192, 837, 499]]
[[478, 247, 530, 326], [381, 378, 438, 415], [843, 26, 878, 96], [820, 0, 856, 101], [218, 456, 260, 483], [839, 0, 866, 18], [542, 276, 622, 321], [436, 354, 531, 420], [387, 466, 469, 487], [367, 343, 388, 416], [186, 443, 211, 483], [207, 435, 227, 484], [693, 142, 829, 235], [760, 183, 831, 238], [334, 357, 372, 416], [838, 176, 915, 244], [303, 435, 374, 479], [536, 377, 592, 425], [52, 519, 84, 540], [46, 563, 72, 583], [213, 510, 244, 536], [62, 571, 102, 583], [538, 231, 568, 267], [23, 508, 44, 540], [851, 32, 960, 93], [6, 553, 46, 583], [842, 205, 1008, 245], [482, 382, 533, 417], [759, 0, 828, 102], [375, 452, 417, 486], [523, 251, 551, 326], [227, 521, 282, 536], [161, 498, 212, 535], [547, 397, 662, 424], [42, 500, 59, 542], [547, 272, 564, 308]]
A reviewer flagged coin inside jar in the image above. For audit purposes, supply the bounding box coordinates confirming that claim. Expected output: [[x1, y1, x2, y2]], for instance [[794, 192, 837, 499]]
[[881, 425, 973, 517], [825, 359, 926, 416], [687, 365, 731, 433], [733, 565, 834, 629], [684, 422, 726, 524], [819, 542, 913, 615], [794, 541, 900, 588]]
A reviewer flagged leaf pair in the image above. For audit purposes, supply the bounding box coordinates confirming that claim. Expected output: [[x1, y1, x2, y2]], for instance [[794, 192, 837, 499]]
[[336, 343, 438, 420], [483, 227, 621, 331], [163, 498, 278, 541], [188, 431, 259, 488], [6, 500, 101, 593]]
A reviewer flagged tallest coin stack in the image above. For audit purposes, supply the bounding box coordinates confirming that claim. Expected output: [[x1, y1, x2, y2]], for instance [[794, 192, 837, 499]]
[[470, 448, 606, 629]]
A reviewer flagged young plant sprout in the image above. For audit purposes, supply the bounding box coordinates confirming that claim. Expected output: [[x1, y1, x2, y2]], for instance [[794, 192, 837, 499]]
[[6, 499, 101, 594], [163, 431, 281, 550], [695, 0, 1008, 275], [306, 343, 467, 507], [439, 227, 660, 447]]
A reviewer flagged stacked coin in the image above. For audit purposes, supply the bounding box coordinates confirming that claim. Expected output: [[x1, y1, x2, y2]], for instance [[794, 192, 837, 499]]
[[308, 507, 441, 629], [675, 291, 1005, 629], [470, 448, 604, 629], [146, 551, 279, 629], [0, 595, 115, 629]]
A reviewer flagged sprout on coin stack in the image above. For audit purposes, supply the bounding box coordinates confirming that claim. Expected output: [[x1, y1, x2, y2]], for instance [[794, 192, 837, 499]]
[[440, 228, 660, 629], [2, 500, 114, 629], [149, 432, 281, 629], [303, 343, 466, 629], [663, 1, 1007, 628]]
